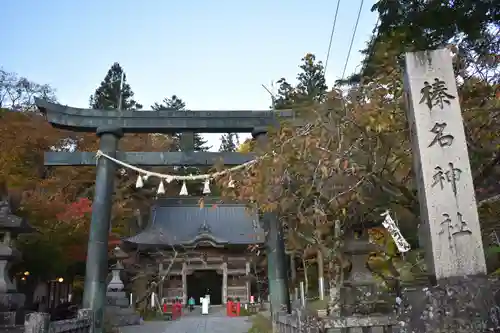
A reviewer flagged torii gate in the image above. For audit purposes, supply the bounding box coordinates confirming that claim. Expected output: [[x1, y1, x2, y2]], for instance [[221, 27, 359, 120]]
[[36, 98, 292, 332]]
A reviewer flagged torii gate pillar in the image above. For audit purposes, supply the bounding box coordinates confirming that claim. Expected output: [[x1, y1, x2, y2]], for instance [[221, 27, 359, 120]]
[[82, 126, 122, 330], [252, 128, 291, 315]]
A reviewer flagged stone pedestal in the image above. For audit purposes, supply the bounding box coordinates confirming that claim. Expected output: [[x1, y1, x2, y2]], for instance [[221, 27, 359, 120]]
[[105, 246, 140, 327], [400, 275, 500, 332], [105, 291, 140, 327], [340, 230, 391, 316], [0, 292, 25, 326]]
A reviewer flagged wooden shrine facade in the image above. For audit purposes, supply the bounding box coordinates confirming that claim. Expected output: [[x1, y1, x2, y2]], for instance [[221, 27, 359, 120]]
[[124, 197, 264, 305], [157, 251, 252, 305]]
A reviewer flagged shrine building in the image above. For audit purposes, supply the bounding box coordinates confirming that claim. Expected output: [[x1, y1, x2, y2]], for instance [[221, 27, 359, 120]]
[[124, 197, 264, 305]]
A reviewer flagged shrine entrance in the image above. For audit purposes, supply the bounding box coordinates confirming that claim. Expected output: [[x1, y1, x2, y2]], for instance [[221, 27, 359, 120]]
[[186, 270, 223, 305]]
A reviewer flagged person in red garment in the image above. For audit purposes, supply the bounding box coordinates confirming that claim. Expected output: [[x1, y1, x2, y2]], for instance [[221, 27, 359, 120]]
[[172, 298, 179, 320], [162, 300, 167, 314], [175, 297, 182, 318]]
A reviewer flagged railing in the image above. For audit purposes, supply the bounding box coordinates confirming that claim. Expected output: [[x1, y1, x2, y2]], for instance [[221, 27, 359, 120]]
[[273, 309, 399, 333], [24, 309, 93, 333], [273, 310, 323, 333], [323, 315, 399, 333]]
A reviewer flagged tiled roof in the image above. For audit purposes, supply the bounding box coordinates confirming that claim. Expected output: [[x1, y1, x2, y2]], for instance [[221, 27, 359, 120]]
[[124, 197, 264, 246]]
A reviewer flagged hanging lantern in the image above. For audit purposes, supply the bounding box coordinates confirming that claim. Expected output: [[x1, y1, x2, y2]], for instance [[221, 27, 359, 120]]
[[203, 178, 211, 194], [135, 174, 144, 188], [157, 180, 165, 194], [180, 181, 188, 196]]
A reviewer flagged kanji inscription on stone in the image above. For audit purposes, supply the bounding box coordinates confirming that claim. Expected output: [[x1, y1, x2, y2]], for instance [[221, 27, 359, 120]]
[[428, 122, 454, 147], [439, 212, 472, 245], [419, 78, 456, 110], [432, 163, 462, 196], [404, 49, 486, 279]]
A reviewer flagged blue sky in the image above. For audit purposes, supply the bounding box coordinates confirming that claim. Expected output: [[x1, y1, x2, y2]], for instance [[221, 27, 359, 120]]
[[1, 0, 377, 150]]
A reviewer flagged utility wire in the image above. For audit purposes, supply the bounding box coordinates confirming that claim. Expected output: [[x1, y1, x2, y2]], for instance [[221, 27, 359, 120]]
[[324, 0, 342, 74], [340, 0, 365, 81]]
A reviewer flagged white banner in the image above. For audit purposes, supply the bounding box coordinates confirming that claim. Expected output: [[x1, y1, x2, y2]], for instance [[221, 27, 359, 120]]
[[380, 210, 411, 253]]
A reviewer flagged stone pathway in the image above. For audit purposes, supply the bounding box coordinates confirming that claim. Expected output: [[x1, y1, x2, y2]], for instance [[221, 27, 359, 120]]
[[119, 307, 252, 333]]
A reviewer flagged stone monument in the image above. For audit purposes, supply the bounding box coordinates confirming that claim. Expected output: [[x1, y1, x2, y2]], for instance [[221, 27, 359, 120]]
[[104, 245, 140, 327], [0, 187, 33, 326], [403, 48, 500, 332]]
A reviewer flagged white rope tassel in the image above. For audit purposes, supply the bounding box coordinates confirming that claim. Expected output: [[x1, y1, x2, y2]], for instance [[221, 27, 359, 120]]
[[228, 175, 235, 188], [180, 181, 188, 196], [203, 178, 211, 194], [135, 174, 144, 188], [157, 180, 165, 195]]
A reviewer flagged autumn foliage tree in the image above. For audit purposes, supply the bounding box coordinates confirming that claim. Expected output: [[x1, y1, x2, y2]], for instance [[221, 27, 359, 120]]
[[0, 110, 90, 278], [0, 65, 176, 280], [219, 35, 499, 306], [0, 69, 57, 111]]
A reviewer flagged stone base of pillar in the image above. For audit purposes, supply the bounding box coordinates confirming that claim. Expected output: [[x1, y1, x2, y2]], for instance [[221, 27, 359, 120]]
[[0, 292, 26, 325], [105, 292, 140, 327], [400, 275, 500, 333]]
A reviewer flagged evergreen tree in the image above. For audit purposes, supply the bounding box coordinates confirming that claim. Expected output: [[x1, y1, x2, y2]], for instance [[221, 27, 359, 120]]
[[151, 95, 211, 151], [151, 95, 213, 195], [344, 0, 499, 84], [151, 94, 185, 111], [219, 133, 240, 152], [89, 62, 142, 110], [274, 54, 327, 109]]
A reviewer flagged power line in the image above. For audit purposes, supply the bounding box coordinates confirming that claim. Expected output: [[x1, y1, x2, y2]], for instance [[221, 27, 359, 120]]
[[324, 0, 342, 74], [340, 0, 365, 81]]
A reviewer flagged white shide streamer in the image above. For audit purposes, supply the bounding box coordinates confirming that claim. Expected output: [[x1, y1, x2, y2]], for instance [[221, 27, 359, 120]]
[[95, 149, 257, 195], [94, 122, 315, 195], [380, 210, 411, 253], [95, 150, 257, 181]]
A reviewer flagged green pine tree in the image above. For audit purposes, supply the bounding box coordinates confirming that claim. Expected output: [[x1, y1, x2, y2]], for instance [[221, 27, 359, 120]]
[[219, 133, 240, 152], [151, 95, 213, 196], [151, 94, 186, 111], [89, 62, 142, 110], [151, 95, 211, 151], [274, 53, 327, 109]]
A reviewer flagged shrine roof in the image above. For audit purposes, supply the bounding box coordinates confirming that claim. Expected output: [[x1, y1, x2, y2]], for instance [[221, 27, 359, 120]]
[[123, 197, 264, 247]]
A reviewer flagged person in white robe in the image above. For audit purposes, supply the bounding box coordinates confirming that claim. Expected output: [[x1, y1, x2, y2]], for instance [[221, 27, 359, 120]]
[[201, 296, 209, 315]]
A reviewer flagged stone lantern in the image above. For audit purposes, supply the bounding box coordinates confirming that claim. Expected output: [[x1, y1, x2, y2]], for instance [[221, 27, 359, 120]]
[[105, 245, 140, 327], [340, 227, 390, 316], [107, 246, 127, 292], [0, 193, 34, 325]]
